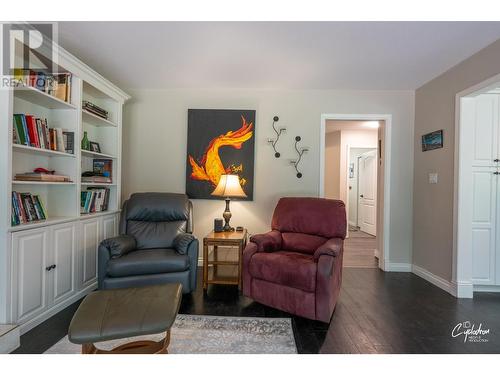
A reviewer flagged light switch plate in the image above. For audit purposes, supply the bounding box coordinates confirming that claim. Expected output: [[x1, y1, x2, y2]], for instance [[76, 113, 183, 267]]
[[429, 173, 438, 184]]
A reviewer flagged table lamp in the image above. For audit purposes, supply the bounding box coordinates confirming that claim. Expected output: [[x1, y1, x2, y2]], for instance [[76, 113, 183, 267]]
[[211, 174, 247, 231]]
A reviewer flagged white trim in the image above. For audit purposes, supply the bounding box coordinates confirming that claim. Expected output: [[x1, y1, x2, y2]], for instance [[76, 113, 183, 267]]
[[319, 114, 392, 271], [453, 72, 500, 299], [0, 325, 19, 353], [473, 285, 500, 292], [384, 262, 412, 272], [412, 265, 455, 296]]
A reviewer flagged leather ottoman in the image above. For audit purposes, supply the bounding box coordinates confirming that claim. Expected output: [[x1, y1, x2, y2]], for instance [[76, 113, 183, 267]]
[[68, 283, 182, 354]]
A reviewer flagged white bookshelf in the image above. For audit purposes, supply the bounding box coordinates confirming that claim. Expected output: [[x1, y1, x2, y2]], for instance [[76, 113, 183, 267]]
[[0, 28, 130, 337]]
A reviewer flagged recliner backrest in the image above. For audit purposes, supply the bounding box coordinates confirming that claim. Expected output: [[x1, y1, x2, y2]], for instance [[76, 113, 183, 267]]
[[119, 192, 193, 250], [271, 197, 346, 254]]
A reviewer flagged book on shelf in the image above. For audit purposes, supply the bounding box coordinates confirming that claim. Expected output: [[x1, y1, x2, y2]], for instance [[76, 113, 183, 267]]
[[14, 69, 72, 103], [12, 114, 74, 154], [81, 176, 112, 184], [11, 191, 48, 226], [82, 100, 109, 120], [14, 173, 72, 182], [93, 159, 113, 178], [80, 188, 110, 214]]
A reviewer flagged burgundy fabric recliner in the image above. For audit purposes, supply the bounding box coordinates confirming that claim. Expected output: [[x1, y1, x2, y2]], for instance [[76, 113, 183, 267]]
[[243, 197, 346, 322]]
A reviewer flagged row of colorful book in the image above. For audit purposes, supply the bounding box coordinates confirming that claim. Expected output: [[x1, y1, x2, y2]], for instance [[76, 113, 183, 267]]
[[11, 192, 48, 226], [14, 69, 72, 103], [13, 114, 74, 154], [81, 188, 110, 214]]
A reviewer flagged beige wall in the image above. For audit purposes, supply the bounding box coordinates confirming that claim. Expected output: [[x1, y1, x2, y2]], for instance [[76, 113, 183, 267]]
[[413, 39, 500, 280], [122, 88, 414, 264], [324, 131, 341, 199]]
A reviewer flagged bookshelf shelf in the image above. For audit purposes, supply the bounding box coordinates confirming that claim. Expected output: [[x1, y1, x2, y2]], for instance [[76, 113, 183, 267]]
[[14, 85, 77, 110], [12, 181, 76, 186], [80, 210, 120, 219], [8, 216, 79, 232], [81, 150, 116, 159], [13, 144, 76, 158], [82, 109, 117, 127], [81, 182, 116, 186]]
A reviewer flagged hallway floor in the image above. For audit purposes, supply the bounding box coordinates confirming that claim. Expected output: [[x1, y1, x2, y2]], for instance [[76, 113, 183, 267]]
[[343, 229, 378, 268]]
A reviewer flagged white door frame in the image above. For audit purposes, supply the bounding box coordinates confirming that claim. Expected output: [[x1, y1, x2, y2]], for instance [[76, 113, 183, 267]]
[[453, 72, 500, 298], [319, 114, 392, 271]]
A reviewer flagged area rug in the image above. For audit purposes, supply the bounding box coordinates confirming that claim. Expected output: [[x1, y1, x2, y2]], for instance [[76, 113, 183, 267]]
[[45, 314, 297, 354]]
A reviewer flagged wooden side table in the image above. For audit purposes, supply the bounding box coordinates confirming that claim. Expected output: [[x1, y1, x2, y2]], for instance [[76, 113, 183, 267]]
[[203, 229, 248, 291]]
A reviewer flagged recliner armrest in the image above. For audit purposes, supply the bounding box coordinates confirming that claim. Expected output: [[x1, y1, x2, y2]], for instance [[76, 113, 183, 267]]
[[314, 238, 342, 261], [173, 233, 196, 255], [100, 234, 137, 258], [250, 230, 282, 252]]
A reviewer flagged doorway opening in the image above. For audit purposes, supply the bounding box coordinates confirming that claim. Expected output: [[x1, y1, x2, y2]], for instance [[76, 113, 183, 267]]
[[319, 114, 392, 271], [454, 73, 500, 298]]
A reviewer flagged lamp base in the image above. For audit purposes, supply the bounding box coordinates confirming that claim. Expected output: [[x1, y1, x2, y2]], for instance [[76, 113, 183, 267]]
[[222, 198, 234, 232]]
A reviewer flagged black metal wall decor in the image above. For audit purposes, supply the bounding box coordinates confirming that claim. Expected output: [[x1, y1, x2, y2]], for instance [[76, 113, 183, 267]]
[[267, 116, 286, 158], [290, 136, 309, 178]]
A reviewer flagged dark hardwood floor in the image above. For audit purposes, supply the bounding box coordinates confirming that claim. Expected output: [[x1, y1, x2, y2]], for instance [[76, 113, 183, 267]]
[[13, 267, 500, 354]]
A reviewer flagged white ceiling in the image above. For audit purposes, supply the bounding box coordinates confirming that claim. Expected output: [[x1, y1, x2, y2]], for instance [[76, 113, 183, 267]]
[[58, 22, 500, 90]]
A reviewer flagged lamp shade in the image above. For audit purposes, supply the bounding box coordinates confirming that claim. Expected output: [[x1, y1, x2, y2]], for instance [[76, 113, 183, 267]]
[[211, 174, 247, 198]]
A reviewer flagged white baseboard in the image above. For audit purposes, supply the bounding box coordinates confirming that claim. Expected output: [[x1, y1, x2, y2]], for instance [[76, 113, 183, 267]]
[[0, 325, 19, 353], [412, 265, 455, 296], [473, 284, 500, 293], [384, 262, 412, 272]]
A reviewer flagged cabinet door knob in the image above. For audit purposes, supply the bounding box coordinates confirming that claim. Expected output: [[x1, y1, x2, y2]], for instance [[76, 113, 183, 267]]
[[494, 172, 500, 175], [494, 159, 500, 163], [45, 266, 52, 271]]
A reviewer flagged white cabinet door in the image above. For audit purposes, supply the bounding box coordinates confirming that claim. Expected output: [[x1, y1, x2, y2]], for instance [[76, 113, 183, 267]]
[[471, 170, 497, 284], [11, 228, 49, 324], [50, 223, 76, 305], [101, 214, 118, 241], [468, 94, 500, 286], [78, 218, 99, 289]]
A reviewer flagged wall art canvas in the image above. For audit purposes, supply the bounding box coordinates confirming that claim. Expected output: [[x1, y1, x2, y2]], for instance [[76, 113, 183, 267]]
[[421, 130, 444, 152], [186, 109, 255, 200]]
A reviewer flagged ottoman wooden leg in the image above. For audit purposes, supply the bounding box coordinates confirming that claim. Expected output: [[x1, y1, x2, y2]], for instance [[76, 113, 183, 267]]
[[81, 330, 171, 354]]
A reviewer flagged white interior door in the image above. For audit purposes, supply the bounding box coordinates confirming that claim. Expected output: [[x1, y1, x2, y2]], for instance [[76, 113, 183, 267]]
[[358, 150, 377, 236]]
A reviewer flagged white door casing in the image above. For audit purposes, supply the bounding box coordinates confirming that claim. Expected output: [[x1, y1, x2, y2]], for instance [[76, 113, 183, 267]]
[[358, 149, 377, 236]]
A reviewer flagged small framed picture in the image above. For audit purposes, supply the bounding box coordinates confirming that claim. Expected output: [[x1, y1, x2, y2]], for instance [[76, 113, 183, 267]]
[[89, 141, 101, 153], [422, 130, 443, 152]]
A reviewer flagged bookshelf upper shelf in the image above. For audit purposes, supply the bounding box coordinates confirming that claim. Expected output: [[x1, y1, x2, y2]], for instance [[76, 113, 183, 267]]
[[82, 109, 117, 127], [81, 150, 116, 159], [14, 85, 77, 110], [13, 144, 76, 158]]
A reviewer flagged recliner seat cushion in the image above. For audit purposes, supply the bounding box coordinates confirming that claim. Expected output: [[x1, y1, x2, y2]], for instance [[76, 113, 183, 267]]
[[107, 248, 189, 278], [248, 251, 317, 292]]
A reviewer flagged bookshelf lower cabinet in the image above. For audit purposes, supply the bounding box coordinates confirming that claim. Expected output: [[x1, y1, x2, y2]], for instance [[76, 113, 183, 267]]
[[11, 228, 49, 325], [51, 223, 76, 306], [10, 212, 119, 333], [78, 218, 99, 290]]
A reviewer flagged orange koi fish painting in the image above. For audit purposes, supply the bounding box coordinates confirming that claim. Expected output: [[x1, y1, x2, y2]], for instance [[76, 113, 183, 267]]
[[186, 109, 256, 200]]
